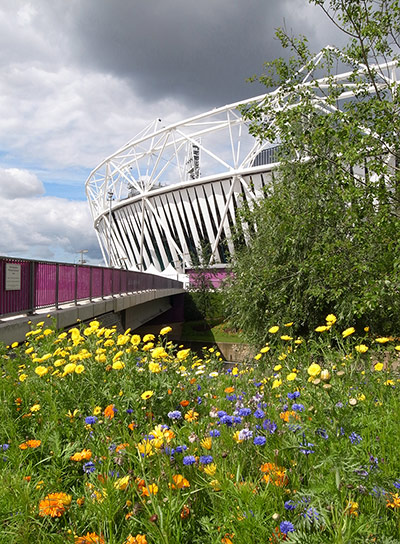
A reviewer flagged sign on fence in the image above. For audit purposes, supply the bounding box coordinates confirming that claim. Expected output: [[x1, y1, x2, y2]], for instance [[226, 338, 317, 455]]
[[5, 263, 21, 291]]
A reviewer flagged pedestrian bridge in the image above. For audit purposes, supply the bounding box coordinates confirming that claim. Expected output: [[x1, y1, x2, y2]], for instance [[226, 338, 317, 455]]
[[0, 256, 184, 345]]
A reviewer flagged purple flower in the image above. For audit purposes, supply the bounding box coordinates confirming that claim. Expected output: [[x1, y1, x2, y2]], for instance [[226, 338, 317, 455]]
[[394, 479, 400, 490], [83, 461, 96, 474], [217, 410, 227, 418], [253, 436, 266, 446], [349, 432, 362, 444], [302, 507, 319, 523], [220, 415, 233, 426], [284, 500, 296, 510], [209, 430, 220, 437], [174, 445, 188, 453], [316, 428, 329, 440], [280, 521, 295, 534], [287, 391, 300, 400], [199, 455, 213, 465], [292, 403, 305, 412], [1, 444, 10, 451], [238, 429, 253, 441], [85, 416, 98, 425], [238, 408, 252, 417], [126, 408, 134, 414], [262, 419, 277, 434], [253, 408, 265, 419], [300, 442, 315, 455], [168, 410, 182, 420], [183, 455, 196, 465]]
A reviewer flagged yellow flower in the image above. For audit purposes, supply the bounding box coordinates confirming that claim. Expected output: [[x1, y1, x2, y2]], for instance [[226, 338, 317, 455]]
[[30, 404, 41, 412], [143, 334, 155, 342], [286, 373, 297, 381], [260, 346, 270, 353], [342, 327, 355, 338], [201, 437, 212, 450], [315, 325, 329, 332], [177, 349, 190, 361], [143, 342, 154, 351], [280, 335, 293, 341], [151, 347, 168, 359], [117, 334, 130, 345], [112, 361, 125, 370], [184, 409, 199, 422], [326, 314, 337, 325], [355, 344, 368, 353], [63, 363, 76, 375], [141, 390, 154, 400], [203, 463, 217, 476], [114, 475, 130, 490], [35, 366, 48, 377], [284, 322, 293, 327], [149, 362, 161, 373], [273, 364, 282, 372], [272, 379, 282, 389], [160, 326, 172, 335], [131, 334, 141, 345], [254, 353, 262, 360], [374, 362, 384, 372], [307, 363, 321, 377], [269, 326, 279, 334], [19, 373, 28, 382], [75, 365, 85, 374], [375, 337, 391, 344], [93, 406, 102, 415], [113, 351, 124, 363]]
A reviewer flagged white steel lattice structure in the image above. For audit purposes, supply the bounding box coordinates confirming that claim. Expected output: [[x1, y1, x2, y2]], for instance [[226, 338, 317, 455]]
[[85, 48, 398, 272]]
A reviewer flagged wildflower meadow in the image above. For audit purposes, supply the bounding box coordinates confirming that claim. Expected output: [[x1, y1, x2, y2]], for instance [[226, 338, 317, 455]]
[[1, 315, 400, 543]]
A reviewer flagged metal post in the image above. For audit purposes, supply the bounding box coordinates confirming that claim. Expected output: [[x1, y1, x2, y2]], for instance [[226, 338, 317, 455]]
[[28, 260, 35, 314]]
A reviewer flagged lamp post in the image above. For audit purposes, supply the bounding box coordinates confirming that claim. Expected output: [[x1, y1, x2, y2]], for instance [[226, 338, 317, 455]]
[[106, 190, 114, 267], [77, 249, 88, 265]]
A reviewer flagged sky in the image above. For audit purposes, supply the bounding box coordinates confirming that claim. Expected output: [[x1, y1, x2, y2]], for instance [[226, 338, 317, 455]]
[[0, 0, 342, 265]]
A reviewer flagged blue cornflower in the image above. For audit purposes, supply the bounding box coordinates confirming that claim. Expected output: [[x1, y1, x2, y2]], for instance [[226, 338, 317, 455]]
[[300, 442, 315, 455], [233, 416, 242, 424], [253, 436, 266, 446], [288, 424, 302, 433], [287, 391, 300, 400], [183, 455, 196, 465], [83, 461, 96, 474], [336, 402, 344, 408], [199, 455, 213, 465], [126, 408, 134, 414], [226, 394, 237, 402], [316, 428, 329, 440], [108, 443, 117, 452], [349, 432, 362, 444], [280, 521, 295, 534], [209, 430, 221, 437], [292, 403, 305, 412], [174, 445, 188, 453], [284, 500, 296, 510], [168, 410, 182, 420], [253, 408, 265, 419], [1, 444, 10, 451], [238, 408, 252, 417], [197, 385, 201, 391], [220, 415, 234, 426], [197, 396, 202, 404], [262, 419, 277, 434], [303, 507, 319, 523], [394, 479, 400, 490], [217, 410, 227, 418], [85, 416, 98, 425]]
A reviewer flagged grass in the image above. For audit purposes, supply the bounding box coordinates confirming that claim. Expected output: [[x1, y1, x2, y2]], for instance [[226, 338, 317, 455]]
[[180, 318, 245, 344], [1, 317, 400, 543]]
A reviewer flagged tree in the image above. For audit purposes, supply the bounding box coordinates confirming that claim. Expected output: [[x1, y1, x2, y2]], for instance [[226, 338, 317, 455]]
[[225, 0, 400, 343]]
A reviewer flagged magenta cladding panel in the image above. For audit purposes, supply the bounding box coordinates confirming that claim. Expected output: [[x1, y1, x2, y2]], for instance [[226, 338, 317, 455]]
[[77, 267, 90, 300], [0, 259, 31, 314], [36, 262, 57, 307], [187, 269, 230, 289], [91, 268, 103, 298], [112, 269, 120, 294], [57, 265, 75, 303], [103, 269, 112, 296], [120, 270, 127, 293]]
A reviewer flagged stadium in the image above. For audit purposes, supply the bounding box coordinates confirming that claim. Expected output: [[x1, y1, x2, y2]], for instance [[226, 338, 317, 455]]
[[85, 48, 398, 278]]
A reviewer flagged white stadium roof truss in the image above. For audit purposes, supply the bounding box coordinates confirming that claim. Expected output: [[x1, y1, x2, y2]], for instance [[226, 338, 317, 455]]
[[86, 47, 398, 271]]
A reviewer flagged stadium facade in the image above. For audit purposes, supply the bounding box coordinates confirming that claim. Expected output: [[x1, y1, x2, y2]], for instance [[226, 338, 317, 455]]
[[85, 49, 398, 275]]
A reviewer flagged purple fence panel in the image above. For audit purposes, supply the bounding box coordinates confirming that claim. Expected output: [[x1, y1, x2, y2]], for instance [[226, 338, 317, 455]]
[[0, 259, 31, 315], [91, 267, 103, 298], [103, 269, 112, 297], [57, 265, 75, 304], [112, 269, 120, 295], [36, 262, 57, 308], [120, 270, 128, 293], [77, 267, 91, 300]]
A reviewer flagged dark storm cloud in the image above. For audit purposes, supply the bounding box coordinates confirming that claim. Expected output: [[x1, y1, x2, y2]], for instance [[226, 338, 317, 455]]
[[65, 0, 342, 109]]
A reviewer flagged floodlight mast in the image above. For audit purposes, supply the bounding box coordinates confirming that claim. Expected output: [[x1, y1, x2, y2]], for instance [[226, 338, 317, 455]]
[[85, 49, 398, 272]]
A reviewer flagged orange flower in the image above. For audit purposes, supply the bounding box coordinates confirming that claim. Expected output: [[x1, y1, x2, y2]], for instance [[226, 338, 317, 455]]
[[224, 387, 235, 394], [128, 421, 137, 431], [180, 399, 190, 407], [387, 493, 400, 509], [279, 410, 299, 423], [260, 463, 288, 487], [167, 389, 172, 395], [116, 443, 129, 453], [125, 535, 147, 544], [141, 483, 158, 496], [75, 533, 105, 544], [19, 439, 41, 449], [170, 474, 190, 489], [70, 449, 92, 461], [38, 492, 71, 517], [180, 505, 190, 519], [104, 404, 115, 419]]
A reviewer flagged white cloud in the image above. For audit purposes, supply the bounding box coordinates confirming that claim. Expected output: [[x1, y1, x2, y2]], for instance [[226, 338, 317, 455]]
[[0, 168, 44, 199]]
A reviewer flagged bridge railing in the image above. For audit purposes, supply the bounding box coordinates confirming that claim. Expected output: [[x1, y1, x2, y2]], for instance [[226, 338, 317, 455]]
[[0, 256, 183, 318]]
